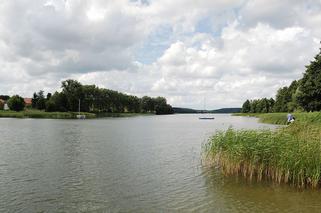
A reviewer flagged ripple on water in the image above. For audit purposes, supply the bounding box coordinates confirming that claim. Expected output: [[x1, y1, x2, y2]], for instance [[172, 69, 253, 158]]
[[1, 115, 321, 212]]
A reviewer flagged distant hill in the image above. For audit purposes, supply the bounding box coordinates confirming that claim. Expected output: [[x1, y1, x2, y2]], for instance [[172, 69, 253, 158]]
[[209, 108, 241, 113], [173, 107, 241, 114], [172, 107, 199, 113]]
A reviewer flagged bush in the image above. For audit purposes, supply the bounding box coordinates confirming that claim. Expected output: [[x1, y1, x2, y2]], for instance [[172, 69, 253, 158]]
[[7, 95, 25, 111], [155, 104, 174, 115]]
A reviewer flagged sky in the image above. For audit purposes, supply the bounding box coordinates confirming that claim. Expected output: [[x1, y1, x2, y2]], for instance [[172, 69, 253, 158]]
[[0, 0, 321, 109]]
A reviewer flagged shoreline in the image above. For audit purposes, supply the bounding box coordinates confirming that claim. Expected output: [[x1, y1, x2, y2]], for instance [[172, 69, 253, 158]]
[[233, 112, 321, 125], [0, 110, 154, 119]]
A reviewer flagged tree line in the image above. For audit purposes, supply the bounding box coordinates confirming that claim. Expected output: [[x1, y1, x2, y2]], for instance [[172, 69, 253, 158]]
[[1, 79, 174, 115], [242, 44, 321, 113]]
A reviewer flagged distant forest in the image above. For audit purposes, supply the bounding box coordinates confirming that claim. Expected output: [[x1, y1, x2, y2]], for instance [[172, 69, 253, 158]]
[[1, 79, 174, 115], [241, 44, 321, 113]]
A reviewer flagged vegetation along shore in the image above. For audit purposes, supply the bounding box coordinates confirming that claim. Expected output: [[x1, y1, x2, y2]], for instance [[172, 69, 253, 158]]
[[0, 79, 174, 119], [204, 44, 321, 188], [204, 112, 321, 188], [0, 109, 96, 119]]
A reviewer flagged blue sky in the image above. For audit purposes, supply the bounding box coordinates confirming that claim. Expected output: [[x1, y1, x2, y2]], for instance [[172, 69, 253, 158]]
[[135, 24, 173, 64]]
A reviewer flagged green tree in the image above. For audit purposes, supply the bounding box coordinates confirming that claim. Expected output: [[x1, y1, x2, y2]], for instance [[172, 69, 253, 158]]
[[255, 99, 264, 113], [97, 89, 112, 112], [0, 101, 4, 110], [32, 90, 46, 110], [37, 90, 46, 110], [32, 92, 38, 108], [241, 100, 251, 113], [141, 96, 154, 112], [82, 85, 99, 112], [45, 92, 68, 112], [107, 90, 125, 112], [46, 93, 52, 100], [7, 95, 25, 111], [274, 86, 291, 112], [296, 50, 321, 111], [125, 95, 141, 113], [153, 97, 166, 109], [153, 97, 173, 115], [268, 98, 275, 112], [45, 99, 56, 112], [155, 103, 173, 115], [33, 79, 174, 115], [250, 100, 258, 113], [61, 79, 83, 111]]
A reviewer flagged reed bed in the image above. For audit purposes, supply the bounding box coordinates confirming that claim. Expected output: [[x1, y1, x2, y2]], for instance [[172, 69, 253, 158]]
[[203, 122, 321, 188]]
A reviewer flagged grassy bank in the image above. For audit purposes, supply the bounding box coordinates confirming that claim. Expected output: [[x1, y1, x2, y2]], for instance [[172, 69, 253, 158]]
[[233, 112, 321, 125], [204, 112, 321, 188], [0, 110, 96, 119], [0, 110, 154, 119]]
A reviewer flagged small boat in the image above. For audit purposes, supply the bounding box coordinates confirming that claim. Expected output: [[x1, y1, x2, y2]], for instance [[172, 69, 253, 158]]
[[199, 117, 215, 120], [198, 98, 214, 120], [77, 114, 86, 119]]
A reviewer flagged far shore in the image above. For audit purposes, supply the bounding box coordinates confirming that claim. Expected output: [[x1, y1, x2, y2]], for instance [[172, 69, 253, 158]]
[[0, 109, 153, 119]]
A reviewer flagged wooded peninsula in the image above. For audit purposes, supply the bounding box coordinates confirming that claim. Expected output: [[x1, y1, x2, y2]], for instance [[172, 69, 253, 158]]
[[0, 79, 174, 118]]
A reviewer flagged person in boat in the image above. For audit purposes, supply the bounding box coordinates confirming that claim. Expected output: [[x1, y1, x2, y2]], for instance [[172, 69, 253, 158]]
[[287, 113, 295, 124]]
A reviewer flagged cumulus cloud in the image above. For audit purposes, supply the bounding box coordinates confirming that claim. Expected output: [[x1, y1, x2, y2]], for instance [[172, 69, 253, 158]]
[[0, 0, 150, 75], [0, 0, 321, 109], [147, 21, 319, 107]]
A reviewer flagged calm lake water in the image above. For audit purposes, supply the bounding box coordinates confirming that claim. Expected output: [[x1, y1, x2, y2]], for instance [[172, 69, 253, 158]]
[[1, 114, 321, 212]]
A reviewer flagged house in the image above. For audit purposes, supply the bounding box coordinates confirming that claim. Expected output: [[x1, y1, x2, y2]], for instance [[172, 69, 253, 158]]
[[24, 98, 32, 107]]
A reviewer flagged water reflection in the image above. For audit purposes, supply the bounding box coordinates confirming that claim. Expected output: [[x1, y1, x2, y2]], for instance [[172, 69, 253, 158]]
[[201, 166, 321, 213]]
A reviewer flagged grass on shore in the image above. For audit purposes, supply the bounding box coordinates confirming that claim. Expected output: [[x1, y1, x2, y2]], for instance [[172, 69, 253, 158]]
[[0, 109, 96, 119], [204, 112, 321, 188], [233, 112, 321, 125], [0, 110, 154, 119]]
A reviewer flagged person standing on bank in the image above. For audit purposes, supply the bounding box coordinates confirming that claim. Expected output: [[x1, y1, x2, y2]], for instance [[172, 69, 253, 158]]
[[287, 113, 295, 124]]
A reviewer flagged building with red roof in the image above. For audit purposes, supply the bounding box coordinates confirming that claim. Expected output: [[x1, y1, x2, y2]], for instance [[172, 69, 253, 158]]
[[24, 98, 32, 106]]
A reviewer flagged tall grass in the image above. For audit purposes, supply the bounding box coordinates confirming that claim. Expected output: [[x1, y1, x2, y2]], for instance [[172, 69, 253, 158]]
[[0, 110, 96, 119], [204, 116, 321, 188], [234, 112, 321, 125]]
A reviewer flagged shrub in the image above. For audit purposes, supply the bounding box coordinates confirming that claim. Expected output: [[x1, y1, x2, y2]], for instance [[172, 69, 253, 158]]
[[7, 95, 25, 111]]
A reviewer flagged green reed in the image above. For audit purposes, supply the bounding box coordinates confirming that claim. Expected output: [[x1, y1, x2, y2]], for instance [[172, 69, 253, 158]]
[[203, 121, 321, 188]]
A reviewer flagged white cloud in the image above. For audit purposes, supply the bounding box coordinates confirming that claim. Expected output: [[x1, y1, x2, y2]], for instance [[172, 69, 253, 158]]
[[147, 22, 319, 108], [0, 0, 321, 109]]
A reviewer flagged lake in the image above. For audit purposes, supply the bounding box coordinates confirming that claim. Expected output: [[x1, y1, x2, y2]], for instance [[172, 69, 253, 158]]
[[0, 114, 321, 212]]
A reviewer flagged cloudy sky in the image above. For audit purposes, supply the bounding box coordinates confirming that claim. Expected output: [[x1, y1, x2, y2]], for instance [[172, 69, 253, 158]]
[[0, 0, 321, 109]]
